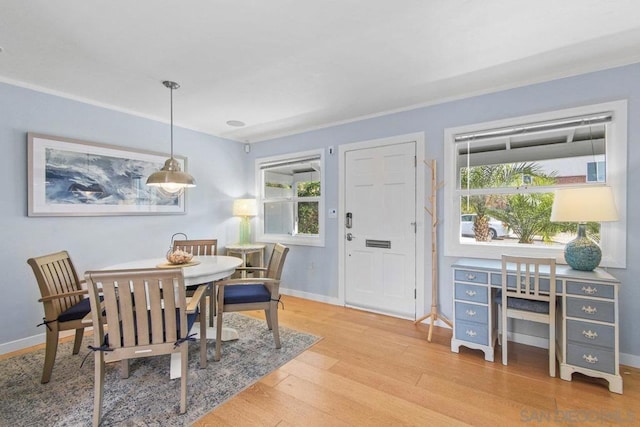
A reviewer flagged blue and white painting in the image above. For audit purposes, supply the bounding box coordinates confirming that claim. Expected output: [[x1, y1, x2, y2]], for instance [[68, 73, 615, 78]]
[[29, 134, 186, 216], [44, 148, 177, 206]]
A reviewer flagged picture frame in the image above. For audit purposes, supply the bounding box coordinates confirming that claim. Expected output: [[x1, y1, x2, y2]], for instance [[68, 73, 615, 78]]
[[28, 133, 188, 216]]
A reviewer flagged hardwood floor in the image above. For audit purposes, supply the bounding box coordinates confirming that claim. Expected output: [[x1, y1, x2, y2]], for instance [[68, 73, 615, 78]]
[[195, 296, 638, 426], [4, 296, 636, 425]]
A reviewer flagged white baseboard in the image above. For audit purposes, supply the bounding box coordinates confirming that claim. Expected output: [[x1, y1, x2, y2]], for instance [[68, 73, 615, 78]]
[[0, 330, 78, 355], [279, 287, 341, 306], [619, 353, 640, 369]]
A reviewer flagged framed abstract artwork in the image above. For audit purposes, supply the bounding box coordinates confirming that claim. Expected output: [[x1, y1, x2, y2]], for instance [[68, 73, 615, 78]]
[[27, 133, 188, 216]]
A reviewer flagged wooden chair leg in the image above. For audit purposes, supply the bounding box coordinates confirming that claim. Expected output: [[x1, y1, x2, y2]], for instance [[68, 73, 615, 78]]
[[120, 360, 129, 379], [93, 353, 105, 427], [501, 310, 508, 366], [270, 302, 281, 349], [42, 327, 59, 384], [214, 306, 223, 362], [199, 303, 207, 368], [72, 328, 84, 355], [549, 323, 556, 377], [208, 284, 215, 328], [180, 346, 188, 414], [264, 308, 273, 330]]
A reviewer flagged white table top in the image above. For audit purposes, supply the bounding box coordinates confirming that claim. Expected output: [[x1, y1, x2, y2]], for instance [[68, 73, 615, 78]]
[[103, 255, 243, 286]]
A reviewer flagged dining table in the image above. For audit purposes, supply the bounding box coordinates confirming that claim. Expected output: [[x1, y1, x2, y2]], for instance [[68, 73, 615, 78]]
[[101, 255, 243, 378]]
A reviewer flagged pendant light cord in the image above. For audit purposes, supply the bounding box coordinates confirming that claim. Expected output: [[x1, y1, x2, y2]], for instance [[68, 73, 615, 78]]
[[170, 84, 174, 159]]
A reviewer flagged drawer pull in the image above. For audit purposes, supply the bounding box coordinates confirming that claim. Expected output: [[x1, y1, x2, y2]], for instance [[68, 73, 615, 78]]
[[581, 306, 597, 315], [582, 330, 598, 340], [465, 309, 477, 317], [465, 329, 477, 337], [465, 290, 477, 297], [582, 354, 599, 364], [581, 286, 598, 295], [465, 273, 476, 280]]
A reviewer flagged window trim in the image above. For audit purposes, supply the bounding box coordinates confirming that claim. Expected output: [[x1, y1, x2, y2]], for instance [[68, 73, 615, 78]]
[[255, 149, 325, 247], [443, 100, 627, 268]]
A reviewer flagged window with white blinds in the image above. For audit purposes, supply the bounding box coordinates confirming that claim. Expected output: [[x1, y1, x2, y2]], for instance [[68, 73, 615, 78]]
[[443, 100, 627, 268]]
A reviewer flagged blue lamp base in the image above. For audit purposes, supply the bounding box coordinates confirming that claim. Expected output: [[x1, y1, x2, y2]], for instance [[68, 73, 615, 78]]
[[564, 223, 601, 271]]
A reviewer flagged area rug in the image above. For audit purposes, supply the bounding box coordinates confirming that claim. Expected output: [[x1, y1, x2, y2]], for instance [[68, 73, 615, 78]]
[[0, 313, 320, 426]]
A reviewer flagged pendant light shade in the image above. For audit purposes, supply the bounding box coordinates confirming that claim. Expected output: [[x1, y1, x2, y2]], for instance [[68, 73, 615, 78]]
[[146, 80, 196, 194]]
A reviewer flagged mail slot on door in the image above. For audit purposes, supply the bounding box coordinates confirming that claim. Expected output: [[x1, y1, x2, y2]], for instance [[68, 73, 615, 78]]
[[366, 240, 391, 249]]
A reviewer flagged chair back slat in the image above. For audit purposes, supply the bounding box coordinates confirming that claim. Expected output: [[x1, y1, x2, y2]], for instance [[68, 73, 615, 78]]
[[163, 281, 178, 343], [147, 281, 164, 344], [133, 280, 150, 346], [173, 239, 218, 256], [119, 280, 137, 347]]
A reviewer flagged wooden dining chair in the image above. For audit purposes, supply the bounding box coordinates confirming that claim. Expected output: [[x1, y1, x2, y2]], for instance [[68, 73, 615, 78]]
[[173, 239, 218, 327], [85, 267, 208, 426], [498, 255, 557, 377], [27, 250, 91, 384], [214, 243, 289, 361]]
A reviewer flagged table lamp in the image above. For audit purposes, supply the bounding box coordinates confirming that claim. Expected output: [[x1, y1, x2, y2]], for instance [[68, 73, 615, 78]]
[[550, 186, 618, 271], [233, 198, 257, 245]]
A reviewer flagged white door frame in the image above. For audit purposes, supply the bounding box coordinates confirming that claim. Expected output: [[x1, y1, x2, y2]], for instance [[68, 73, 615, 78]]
[[338, 132, 426, 319]]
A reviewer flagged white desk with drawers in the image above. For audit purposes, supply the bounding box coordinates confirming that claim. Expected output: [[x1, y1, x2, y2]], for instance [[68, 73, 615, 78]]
[[450, 258, 622, 394]]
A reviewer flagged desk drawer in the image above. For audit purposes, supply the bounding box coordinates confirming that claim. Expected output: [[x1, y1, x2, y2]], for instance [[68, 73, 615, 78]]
[[455, 283, 488, 304], [566, 297, 614, 323], [566, 281, 614, 299], [454, 319, 489, 346], [455, 302, 488, 324], [454, 269, 488, 284], [567, 319, 615, 349], [567, 343, 615, 374]]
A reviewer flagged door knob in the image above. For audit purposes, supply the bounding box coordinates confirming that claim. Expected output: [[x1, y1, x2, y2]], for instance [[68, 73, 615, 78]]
[[346, 232, 355, 241]]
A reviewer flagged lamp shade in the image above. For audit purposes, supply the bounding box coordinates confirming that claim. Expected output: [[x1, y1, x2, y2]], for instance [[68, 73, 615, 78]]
[[550, 186, 618, 223], [550, 186, 618, 271], [233, 198, 257, 217]]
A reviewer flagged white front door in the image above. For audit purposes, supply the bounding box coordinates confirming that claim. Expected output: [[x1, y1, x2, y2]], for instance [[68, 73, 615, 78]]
[[344, 141, 416, 318]]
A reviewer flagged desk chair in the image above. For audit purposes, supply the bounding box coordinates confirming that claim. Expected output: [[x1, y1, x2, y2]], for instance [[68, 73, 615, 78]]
[[214, 243, 289, 361], [173, 239, 218, 327], [85, 268, 208, 426], [27, 250, 90, 383], [498, 255, 557, 377]]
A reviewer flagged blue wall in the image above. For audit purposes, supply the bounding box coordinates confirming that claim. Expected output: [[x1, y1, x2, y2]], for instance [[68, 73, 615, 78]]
[[2, 62, 638, 364], [0, 82, 246, 349], [248, 63, 640, 363]]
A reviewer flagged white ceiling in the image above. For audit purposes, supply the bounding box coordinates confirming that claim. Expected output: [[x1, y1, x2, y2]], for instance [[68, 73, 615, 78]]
[[1, 1, 640, 143]]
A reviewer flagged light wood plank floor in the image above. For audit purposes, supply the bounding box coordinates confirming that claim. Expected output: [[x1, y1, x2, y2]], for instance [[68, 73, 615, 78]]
[[4, 296, 637, 426], [196, 296, 638, 427]]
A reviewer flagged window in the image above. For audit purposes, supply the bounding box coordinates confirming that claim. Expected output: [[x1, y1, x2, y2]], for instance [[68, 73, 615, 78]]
[[444, 101, 627, 268], [256, 150, 325, 246], [587, 161, 606, 183]]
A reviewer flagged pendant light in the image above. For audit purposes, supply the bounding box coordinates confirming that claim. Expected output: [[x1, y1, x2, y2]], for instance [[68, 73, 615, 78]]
[[146, 80, 196, 194]]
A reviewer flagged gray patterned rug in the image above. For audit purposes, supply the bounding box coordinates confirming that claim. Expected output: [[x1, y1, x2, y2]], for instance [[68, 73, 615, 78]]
[[0, 313, 320, 426]]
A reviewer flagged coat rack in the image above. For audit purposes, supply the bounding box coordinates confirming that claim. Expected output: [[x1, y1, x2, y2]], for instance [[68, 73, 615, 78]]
[[414, 159, 452, 341]]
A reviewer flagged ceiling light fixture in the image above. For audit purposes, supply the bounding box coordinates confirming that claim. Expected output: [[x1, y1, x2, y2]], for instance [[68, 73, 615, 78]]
[[146, 80, 196, 194], [226, 120, 246, 127]]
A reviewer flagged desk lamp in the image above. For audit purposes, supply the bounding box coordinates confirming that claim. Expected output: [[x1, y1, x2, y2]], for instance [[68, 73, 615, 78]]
[[233, 198, 257, 244], [550, 186, 618, 271]]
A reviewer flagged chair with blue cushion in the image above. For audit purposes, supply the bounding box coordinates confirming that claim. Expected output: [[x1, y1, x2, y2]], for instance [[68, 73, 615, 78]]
[[497, 255, 557, 377], [28, 250, 93, 384], [214, 243, 289, 361], [85, 267, 208, 426]]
